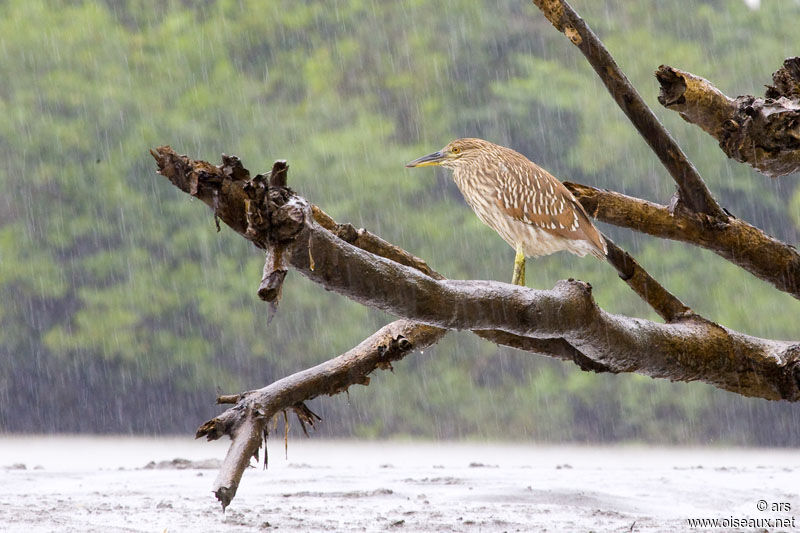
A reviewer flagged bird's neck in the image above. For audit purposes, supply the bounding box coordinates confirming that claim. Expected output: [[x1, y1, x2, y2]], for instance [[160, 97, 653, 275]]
[[452, 160, 493, 192]]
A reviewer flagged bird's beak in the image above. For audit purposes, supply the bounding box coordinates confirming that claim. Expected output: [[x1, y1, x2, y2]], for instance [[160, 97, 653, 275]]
[[406, 150, 446, 168]]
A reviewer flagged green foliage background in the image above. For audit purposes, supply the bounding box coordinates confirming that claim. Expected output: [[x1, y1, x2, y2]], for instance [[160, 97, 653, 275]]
[[1, 0, 799, 443]]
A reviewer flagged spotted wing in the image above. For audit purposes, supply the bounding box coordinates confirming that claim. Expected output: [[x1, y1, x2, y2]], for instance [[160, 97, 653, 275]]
[[492, 155, 606, 256]]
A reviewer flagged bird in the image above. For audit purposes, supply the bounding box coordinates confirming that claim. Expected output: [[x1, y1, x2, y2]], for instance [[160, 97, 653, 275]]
[[406, 138, 606, 286]]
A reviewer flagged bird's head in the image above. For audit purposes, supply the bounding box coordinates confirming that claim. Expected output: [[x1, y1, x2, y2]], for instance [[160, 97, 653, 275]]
[[406, 138, 490, 170]]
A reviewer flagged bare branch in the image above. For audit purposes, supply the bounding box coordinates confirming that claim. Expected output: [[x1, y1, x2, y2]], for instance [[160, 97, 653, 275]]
[[153, 144, 601, 364], [209, 406, 264, 509], [324, 210, 692, 323], [656, 61, 800, 178], [216, 394, 241, 405], [153, 145, 603, 366], [565, 182, 800, 300], [196, 319, 446, 509], [150, 6, 800, 512], [602, 237, 692, 322], [656, 66, 737, 139], [156, 144, 608, 507], [531, 0, 726, 218], [312, 205, 445, 281], [258, 247, 287, 303]]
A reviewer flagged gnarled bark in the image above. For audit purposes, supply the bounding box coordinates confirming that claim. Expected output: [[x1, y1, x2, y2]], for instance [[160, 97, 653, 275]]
[[656, 60, 800, 178]]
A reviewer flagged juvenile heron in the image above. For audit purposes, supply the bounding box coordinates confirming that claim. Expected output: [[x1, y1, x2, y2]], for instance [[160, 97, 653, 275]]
[[406, 138, 606, 286]]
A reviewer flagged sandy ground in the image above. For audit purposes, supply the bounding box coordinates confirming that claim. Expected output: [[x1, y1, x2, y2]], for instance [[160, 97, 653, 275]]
[[0, 436, 798, 532]]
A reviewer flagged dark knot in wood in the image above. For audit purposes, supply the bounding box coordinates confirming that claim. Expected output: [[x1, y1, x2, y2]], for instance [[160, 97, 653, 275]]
[[221, 154, 250, 182], [268, 197, 307, 244], [269, 160, 289, 187], [656, 65, 687, 107], [376, 334, 415, 370], [242, 168, 305, 247]]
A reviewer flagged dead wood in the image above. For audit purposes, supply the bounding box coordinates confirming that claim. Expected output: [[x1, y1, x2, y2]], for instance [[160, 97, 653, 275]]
[[151, 142, 800, 509], [602, 237, 692, 322], [531, 4, 800, 301], [283, 205, 800, 404], [153, 146, 613, 366], [315, 212, 616, 371], [197, 319, 444, 509], [656, 59, 800, 178], [152, 145, 611, 507]]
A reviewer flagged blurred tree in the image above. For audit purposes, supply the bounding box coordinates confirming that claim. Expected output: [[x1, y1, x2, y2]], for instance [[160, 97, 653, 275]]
[[1, 0, 798, 443]]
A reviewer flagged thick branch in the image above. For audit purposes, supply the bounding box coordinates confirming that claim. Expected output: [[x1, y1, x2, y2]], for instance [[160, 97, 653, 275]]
[[153, 147, 800, 514], [531, 0, 725, 218], [311, 206, 689, 361], [310, 205, 615, 371], [657, 61, 800, 178], [566, 182, 800, 300], [290, 209, 800, 402]]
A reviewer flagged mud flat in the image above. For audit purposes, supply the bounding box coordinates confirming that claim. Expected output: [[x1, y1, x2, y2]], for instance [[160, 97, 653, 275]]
[[0, 436, 797, 532]]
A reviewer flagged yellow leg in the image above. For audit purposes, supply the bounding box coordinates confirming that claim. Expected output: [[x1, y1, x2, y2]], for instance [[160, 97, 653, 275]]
[[511, 244, 526, 286]]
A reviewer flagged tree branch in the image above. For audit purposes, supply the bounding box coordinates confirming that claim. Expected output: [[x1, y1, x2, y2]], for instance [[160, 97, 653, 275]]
[[156, 146, 618, 370], [656, 60, 800, 178], [602, 237, 692, 322], [531, 0, 726, 218], [147, 6, 800, 513], [197, 319, 446, 509], [289, 205, 800, 402], [565, 182, 800, 300]]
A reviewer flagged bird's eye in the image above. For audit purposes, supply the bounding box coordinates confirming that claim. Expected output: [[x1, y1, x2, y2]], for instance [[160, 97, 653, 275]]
[[451, 147, 461, 154]]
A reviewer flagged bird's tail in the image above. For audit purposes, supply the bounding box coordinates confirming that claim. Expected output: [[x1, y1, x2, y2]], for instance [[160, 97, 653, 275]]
[[588, 228, 608, 259]]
